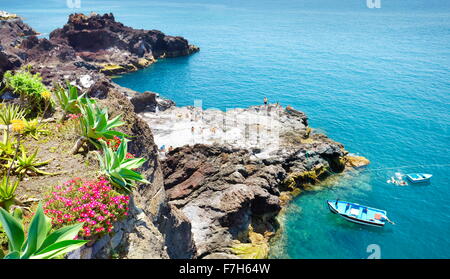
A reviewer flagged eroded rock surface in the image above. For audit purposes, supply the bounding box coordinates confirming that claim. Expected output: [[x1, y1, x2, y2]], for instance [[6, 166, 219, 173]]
[[0, 12, 199, 81], [49, 13, 199, 75], [161, 123, 347, 258], [0, 17, 37, 77], [0, 13, 197, 259]]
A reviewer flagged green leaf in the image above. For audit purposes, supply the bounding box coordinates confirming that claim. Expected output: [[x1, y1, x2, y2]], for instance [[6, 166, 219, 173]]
[[4, 251, 20, 259], [96, 151, 105, 171], [96, 114, 107, 132], [0, 207, 25, 252], [121, 158, 146, 170], [45, 215, 52, 235], [21, 203, 48, 258], [37, 223, 84, 253], [30, 240, 87, 259], [107, 115, 125, 130], [116, 138, 128, 163], [106, 130, 129, 138], [110, 173, 128, 190]]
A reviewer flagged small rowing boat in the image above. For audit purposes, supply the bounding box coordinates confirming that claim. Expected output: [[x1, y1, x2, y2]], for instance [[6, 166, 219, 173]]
[[405, 173, 432, 184], [327, 200, 394, 227]]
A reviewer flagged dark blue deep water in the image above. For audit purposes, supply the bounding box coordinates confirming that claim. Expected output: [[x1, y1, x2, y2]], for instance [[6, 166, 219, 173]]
[[3, 0, 449, 258]]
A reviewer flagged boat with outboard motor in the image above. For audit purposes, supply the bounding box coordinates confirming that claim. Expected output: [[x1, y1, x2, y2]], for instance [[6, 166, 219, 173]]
[[327, 199, 394, 227]]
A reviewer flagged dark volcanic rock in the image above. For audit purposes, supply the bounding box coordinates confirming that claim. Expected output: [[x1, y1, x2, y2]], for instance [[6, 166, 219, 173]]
[[48, 13, 199, 74], [162, 145, 277, 257], [1, 13, 199, 80], [130, 91, 175, 113], [161, 132, 346, 258], [0, 17, 37, 78]]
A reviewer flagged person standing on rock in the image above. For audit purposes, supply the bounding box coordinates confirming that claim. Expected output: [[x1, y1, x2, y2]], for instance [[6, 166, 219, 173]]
[[264, 97, 268, 107]]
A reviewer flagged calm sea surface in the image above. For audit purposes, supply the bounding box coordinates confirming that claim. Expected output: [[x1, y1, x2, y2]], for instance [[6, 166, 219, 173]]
[[4, 0, 450, 258]]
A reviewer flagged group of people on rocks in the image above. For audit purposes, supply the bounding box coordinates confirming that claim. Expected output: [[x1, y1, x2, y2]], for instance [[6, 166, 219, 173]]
[[157, 97, 282, 156]]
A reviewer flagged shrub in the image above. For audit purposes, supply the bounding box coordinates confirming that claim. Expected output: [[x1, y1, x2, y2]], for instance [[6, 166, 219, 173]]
[[43, 177, 129, 238], [2, 69, 52, 113], [97, 138, 149, 193], [0, 203, 87, 259]]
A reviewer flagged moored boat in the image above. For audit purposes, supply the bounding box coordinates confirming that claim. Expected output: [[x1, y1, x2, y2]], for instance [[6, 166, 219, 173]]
[[327, 200, 394, 227], [405, 173, 432, 184]]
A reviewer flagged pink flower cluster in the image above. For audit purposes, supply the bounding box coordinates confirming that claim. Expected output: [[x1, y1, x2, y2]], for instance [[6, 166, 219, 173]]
[[44, 177, 129, 238], [68, 113, 82, 120]]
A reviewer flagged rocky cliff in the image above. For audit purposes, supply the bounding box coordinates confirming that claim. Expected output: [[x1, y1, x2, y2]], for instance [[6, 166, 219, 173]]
[[140, 105, 349, 258], [0, 17, 37, 78], [1, 13, 199, 81], [0, 13, 366, 259], [49, 13, 199, 75], [0, 13, 198, 259]]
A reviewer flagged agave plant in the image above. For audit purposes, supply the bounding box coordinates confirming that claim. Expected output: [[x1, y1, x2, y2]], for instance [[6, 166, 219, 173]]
[[0, 203, 87, 259], [22, 119, 49, 140], [54, 83, 94, 119], [8, 145, 54, 176], [96, 138, 149, 193], [0, 175, 20, 211], [72, 100, 128, 154], [0, 103, 26, 126]]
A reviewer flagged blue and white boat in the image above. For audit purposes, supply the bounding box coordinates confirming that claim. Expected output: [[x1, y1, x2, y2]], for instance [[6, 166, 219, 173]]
[[405, 173, 432, 184], [327, 200, 394, 227]]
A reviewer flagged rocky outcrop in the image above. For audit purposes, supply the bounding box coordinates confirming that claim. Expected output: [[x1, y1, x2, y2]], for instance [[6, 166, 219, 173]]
[[345, 155, 371, 168], [1, 12, 199, 81], [0, 17, 37, 78], [48, 13, 199, 75], [161, 130, 347, 258], [130, 91, 175, 113], [136, 102, 353, 258]]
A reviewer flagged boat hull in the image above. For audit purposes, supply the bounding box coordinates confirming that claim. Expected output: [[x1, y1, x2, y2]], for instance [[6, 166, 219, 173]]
[[327, 201, 338, 214], [340, 214, 385, 227], [327, 200, 387, 227], [405, 173, 432, 184]]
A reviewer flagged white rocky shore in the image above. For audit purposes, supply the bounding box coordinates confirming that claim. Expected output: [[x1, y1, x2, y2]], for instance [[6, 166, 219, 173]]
[[140, 104, 310, 160]]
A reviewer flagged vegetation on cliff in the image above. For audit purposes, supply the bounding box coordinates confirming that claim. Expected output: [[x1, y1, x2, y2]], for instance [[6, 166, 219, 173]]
[[0, 66, 149, 259]]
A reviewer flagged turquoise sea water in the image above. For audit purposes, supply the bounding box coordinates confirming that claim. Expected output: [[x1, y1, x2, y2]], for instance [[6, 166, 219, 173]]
[[4, 0, 450, 258]]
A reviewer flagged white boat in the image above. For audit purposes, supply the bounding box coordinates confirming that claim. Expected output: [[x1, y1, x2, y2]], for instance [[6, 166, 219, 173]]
[[327, 200, 394, 227], [405, 173, 432, 184]]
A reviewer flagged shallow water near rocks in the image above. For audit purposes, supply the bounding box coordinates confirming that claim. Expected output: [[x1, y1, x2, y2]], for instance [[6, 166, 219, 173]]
[[6, 0, 450, 258]]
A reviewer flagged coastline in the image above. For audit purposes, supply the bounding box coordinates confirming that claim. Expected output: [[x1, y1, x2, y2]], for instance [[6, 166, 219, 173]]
[[0, 12, 369, 259], [137, 99, 369, 258]]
